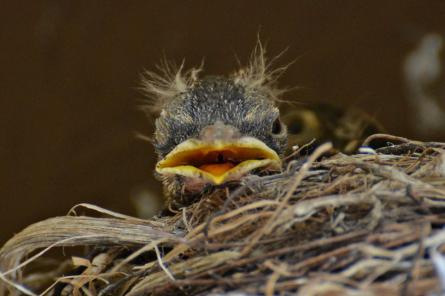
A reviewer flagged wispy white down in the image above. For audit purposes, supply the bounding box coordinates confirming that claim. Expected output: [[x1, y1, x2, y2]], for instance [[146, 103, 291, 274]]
[[140, 40, 290, 113]]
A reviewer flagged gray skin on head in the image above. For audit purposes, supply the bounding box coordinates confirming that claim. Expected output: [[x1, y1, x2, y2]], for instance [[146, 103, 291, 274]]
[[153, 77, 287, 209]]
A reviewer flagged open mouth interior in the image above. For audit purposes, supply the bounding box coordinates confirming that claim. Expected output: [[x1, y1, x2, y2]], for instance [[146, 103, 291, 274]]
[[156, 138, 281, 184], [160, 147, 269, 175]]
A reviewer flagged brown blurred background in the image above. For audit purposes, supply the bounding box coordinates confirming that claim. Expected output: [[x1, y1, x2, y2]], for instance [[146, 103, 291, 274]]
[[1, 1, 445, 243]]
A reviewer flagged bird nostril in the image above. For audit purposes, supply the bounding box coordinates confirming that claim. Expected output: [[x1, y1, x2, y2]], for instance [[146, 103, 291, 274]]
[[199, 121, 241, 142]]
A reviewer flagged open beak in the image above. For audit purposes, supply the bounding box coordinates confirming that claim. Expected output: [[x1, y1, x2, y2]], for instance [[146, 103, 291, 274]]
[[156, 137, 281, 185]]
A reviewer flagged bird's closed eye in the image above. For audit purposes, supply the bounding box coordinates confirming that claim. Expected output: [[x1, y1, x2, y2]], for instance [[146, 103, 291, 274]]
[[271, 117, 283, 135], [287, 116, 303, 134]]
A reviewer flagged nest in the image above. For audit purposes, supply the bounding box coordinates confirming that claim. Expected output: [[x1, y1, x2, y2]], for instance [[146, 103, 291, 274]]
[[2, 134, 445, 296]]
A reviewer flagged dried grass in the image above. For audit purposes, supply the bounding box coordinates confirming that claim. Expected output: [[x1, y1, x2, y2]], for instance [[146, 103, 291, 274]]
[[2, 134, 445, 296]]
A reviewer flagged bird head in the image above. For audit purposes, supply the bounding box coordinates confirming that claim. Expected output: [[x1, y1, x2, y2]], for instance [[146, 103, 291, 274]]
[[282, 103, 384, 154], [142, 48, 288, 209]]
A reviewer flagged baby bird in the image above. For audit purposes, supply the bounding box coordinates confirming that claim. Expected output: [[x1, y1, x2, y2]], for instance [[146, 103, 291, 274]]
[[142, 48, 288, 209], [142, 47, 383, 210], [282, 103, 384, 154]]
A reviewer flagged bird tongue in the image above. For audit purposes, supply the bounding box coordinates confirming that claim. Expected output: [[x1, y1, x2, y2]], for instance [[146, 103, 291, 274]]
[[199, 163, 236, 176]]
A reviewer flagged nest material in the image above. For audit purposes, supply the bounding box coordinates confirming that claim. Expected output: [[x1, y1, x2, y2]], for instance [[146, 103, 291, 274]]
[[2, 134, 445, 296]]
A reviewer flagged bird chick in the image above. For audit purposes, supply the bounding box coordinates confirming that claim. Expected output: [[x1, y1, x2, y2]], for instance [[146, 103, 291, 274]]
[[142, 49, 288, 209], [282, 103, 384, 154]]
